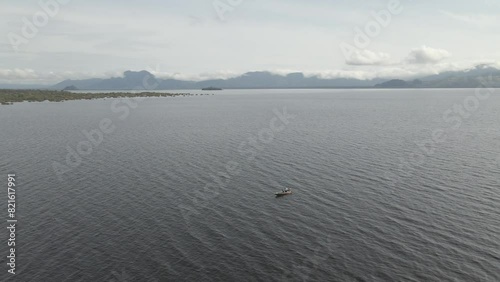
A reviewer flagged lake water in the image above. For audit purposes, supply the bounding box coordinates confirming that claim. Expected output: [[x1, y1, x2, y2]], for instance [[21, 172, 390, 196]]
[[1, 89, 499, 281]]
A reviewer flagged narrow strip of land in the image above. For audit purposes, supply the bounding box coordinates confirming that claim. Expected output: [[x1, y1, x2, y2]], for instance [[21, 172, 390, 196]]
[[0, 89, 210, 105]]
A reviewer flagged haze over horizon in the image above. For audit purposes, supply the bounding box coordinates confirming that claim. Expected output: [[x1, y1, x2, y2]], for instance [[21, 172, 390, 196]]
[[1, 0, 500, 84]]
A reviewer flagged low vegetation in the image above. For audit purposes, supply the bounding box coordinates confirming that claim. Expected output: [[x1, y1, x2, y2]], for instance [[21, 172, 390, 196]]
[[0, 89, 210, 105]]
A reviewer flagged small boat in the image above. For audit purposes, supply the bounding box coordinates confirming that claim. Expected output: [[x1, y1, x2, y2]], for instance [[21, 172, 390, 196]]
[[275, 188, 292, 196]]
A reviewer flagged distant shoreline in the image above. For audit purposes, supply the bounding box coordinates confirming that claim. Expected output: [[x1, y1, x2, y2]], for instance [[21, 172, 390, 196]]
[[0, 89, 211, 105], [1, 87, 497, 105]]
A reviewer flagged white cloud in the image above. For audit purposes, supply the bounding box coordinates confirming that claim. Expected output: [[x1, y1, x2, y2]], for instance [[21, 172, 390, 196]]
[[345, 50, 391, 66], [406, 46, 451, 64]]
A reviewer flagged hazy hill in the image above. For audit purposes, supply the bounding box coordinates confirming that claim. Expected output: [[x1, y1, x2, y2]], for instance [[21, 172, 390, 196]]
[[376, 65, 500, 88], [53, 71, 384, 90]]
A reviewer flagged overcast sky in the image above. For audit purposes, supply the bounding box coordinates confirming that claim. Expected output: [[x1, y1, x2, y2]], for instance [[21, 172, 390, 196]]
[[1, 0, 499, 84]]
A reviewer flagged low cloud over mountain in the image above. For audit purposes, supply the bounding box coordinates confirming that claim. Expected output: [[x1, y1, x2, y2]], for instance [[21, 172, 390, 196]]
[[376, 64, 500, 88]]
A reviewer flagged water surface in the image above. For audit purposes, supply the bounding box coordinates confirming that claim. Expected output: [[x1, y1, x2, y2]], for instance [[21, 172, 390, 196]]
[[1, 89, 499, 281]]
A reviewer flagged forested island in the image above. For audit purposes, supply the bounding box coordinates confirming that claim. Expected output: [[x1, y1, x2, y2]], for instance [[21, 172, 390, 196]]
[[202, 87, 223, 90], [0, 89, 210, 105]]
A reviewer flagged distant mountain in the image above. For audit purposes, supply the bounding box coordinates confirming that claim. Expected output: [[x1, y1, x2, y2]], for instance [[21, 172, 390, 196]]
[[53, 71, 160, 90], [52, 70, 385, 90], [376, 65, 500, 88], [53, 78, 104, 90], [196, 71, 383, 89], [50, 65, 500, 90]]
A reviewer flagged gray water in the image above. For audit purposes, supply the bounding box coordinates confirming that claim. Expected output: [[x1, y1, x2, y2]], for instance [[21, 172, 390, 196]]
[[1, 89, 499, 281]]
